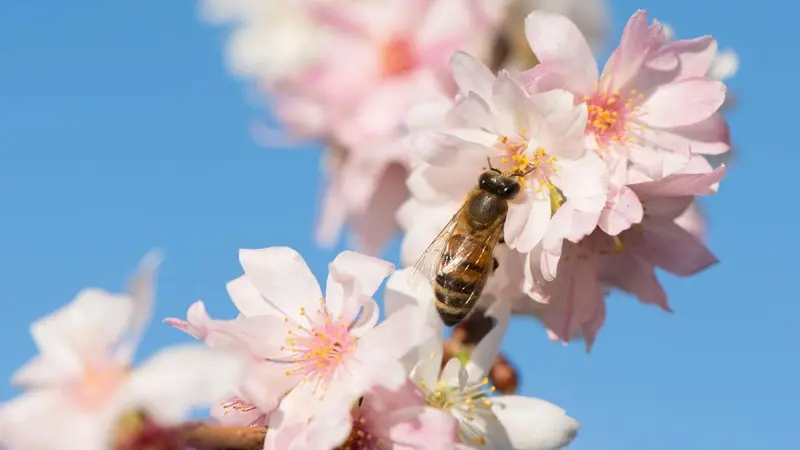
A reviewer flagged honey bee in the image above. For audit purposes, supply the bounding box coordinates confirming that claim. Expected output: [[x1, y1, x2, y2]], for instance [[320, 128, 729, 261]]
[[412, 160, 531, 326]]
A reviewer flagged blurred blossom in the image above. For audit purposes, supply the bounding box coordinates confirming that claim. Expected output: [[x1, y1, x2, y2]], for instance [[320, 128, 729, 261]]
[[384, 269, 581, 449], [166, 247, 434, 435], [279, 0, 502, 254], [0, 253, 245, 450], [199, 0, 327, 83], [497, 0, 610, 70], [399, 8, 729, 347]]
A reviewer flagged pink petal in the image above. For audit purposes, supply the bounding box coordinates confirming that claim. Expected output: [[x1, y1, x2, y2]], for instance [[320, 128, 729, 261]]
[[641, 113, 731, 156], [449, 51, 495, 99], [122, 346, 246, 425], [554, 152, 608, 211], [316, 174, 348, 248], [597, 252, 670, 311], [212, 315, 293, 360], [631, 164, 726, 200], [415, 0, 473, 63], [349, 163, 409, 255], [524, 11, 598, 94], [238, 247, 323, 324], [226, 276, 281, 318], [535, 91, 589, 160], [505, 196, 550, 253], [465, 301, 510, 381], [384, 405, 459, 449], [640, 77, 726, 128], [238, 362, 299, 415], [519, 60, 573, 94], [599, 185, 644, 236], [636, 218, 718, 276], [627, 144, 692, 180], [662, 36, 718, 78], [491, 72, 531, 135], [163, 300, 214, 340], [325, 250, 395, 322], [604, 10, 652, 91]]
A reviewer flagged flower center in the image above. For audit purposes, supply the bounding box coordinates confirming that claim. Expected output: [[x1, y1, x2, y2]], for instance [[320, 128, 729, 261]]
[[69, 362, 129, 409], [419, 378, 497, 446], [281, 299, 357, 390], [380, 36, 416, 77], [584, 83, 646, 149], [337, 406, 382, 450], [494, 134, 559, 190]]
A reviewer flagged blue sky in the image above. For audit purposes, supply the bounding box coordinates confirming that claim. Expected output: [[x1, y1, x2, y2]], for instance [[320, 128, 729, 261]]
[[0, 1, 796, 449]]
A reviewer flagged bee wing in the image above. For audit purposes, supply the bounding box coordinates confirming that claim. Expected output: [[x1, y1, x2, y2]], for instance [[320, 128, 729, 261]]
[[408, 206, 464, 287]]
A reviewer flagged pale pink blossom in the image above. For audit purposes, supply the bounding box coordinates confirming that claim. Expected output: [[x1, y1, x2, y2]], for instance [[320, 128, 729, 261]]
[[408, 51, 608, 256], [0, 253, 245, 450], [269, 0, 499, 255], [384, 269, 580, 449], [199, 0, 328, 83], [521, 10, 729, 176], [532, 165, 726, 347], [167, 247, 432, 429], [265, 379, 460, 450]]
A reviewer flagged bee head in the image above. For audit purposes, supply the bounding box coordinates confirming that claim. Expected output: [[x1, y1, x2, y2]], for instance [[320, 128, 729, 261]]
[[479, 170, 521, 199]]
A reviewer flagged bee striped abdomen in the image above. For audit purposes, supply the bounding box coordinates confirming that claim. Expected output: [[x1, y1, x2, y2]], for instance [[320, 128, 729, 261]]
[[433, 233, 492, 326]]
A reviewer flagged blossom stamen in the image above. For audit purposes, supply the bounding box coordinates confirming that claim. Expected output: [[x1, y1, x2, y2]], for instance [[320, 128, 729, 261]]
[[279, 302, 357, 392], [419, 375, 497, 446], [585, 84, 646, 149]]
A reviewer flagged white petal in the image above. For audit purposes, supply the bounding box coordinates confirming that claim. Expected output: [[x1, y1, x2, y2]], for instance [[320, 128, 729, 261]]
[[466, 300, 511, 381], [488, 395, 580, 450], [0, 390, 110, 450], [118, 345, 246, 425], [325, 251, 394, 320], [450, 51, 496, 100], [238, 247, 323, 324], [385, 270, 446, 381], [226, 275, 281, 317], [30, 288, 134, 379], [507, 196, 551, 253], [11, 355, 74, 388], [554, 153, 609, 212], [116, 250, 162, 363]]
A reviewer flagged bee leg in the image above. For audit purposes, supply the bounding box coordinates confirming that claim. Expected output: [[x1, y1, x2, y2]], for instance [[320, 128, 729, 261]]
[[492, 257, 499, 273]]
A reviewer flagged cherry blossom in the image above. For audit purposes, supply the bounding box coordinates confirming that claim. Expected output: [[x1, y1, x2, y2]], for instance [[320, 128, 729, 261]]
[[0, 253, 245, 450], [265, 379, 460, 450], [533, 165, 726, 347], [166, 247, 433, 429], [521, 10, 729, 177], [408, 51, 607, 255], [384, 269, 580, 449]]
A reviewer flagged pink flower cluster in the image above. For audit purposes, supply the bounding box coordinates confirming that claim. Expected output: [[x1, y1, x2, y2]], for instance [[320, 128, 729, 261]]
[[0, 3, 738, 449], [237, 0, 504, 254], [0, 249, 580, 450], [401, 9, 731, 347], [165, 248, 579, 449]]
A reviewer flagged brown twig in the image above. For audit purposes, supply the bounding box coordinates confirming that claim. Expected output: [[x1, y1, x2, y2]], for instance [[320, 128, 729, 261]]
[[181, 423, 267, 450]]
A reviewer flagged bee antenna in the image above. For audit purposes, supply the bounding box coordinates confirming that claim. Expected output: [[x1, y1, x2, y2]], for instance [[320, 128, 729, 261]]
[[515, 165, 535, 178], [485, 157, 501, 174]]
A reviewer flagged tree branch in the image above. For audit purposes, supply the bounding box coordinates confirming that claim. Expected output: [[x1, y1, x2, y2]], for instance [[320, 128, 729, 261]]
[[182, 423, 267, 450]]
